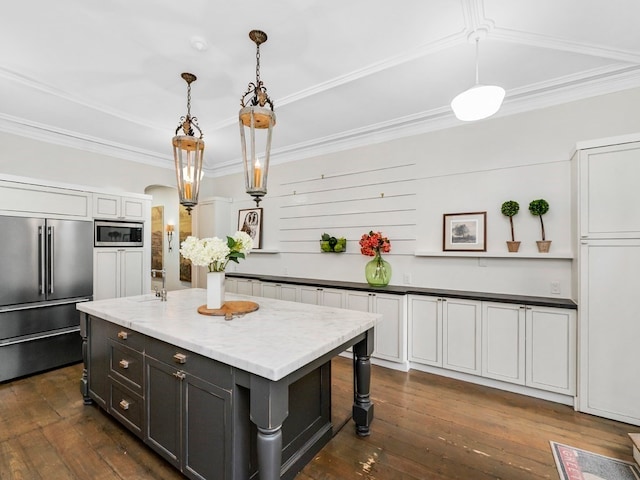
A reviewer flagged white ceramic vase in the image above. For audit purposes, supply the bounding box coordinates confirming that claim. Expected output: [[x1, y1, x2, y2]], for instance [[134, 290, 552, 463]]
[[207, 271, 225, 309]]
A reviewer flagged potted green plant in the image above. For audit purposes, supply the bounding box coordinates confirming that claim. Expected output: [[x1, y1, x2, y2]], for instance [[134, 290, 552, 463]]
[[500, 200, 520, 252], [529, 198, 551, 253]]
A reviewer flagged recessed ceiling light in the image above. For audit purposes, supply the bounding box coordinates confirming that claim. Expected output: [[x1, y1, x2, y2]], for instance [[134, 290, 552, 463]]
[[190, 36, 209, 52]]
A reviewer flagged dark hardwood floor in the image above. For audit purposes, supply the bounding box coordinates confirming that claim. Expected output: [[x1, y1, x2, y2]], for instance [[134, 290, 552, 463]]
[[0, 357, 637, 479]]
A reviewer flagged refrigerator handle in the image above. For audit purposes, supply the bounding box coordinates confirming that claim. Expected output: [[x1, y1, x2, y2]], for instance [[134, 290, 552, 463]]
[[38, 226, 46, 295], [47, 225, 54, 295]]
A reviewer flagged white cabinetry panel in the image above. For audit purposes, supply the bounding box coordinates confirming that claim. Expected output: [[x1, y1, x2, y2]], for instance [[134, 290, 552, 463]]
[[442, 299, 482, 375], [526, 306, 575, 395], [94, 248, 144, 300], [94, 193, 147, 220], [579, 143, 640, 238], [579, 242, 640, 424], [482, 302, 525, 385], [408, 296, 442, 366]]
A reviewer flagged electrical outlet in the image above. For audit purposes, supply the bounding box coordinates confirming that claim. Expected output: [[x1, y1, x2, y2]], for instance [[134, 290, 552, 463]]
[[283, 267, 288, 276], [550, 281, 561, 295], [403, 273, 412, 285]]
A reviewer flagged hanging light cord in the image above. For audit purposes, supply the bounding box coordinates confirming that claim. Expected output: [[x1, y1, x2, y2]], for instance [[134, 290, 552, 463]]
[[474, 37, 480, 86]]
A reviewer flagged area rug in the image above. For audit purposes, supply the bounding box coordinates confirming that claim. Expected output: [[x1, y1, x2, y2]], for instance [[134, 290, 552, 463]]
[[550, 441, 640, 480]]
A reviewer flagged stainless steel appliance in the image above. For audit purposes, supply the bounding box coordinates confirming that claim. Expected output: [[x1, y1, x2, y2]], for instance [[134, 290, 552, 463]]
[[94, 220, 144, 247], [0, 215, 93, 382]]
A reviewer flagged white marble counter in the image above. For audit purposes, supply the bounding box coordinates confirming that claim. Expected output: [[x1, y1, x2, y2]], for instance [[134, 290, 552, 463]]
[[77, 288, 380, 381]]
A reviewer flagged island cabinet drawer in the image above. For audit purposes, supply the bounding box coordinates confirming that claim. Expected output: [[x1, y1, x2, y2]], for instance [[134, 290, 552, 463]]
[[109, 341, 143, 392], [107, 325, 145, 352], [145, 338, 233, 390], [110, 380, 143, 438]]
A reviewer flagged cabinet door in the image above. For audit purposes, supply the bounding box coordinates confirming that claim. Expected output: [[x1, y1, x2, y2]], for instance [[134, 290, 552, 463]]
[[482, 302, 525, 385], [344, 291, 371, 312], [93, 194, 121, 219], [579, 242, 640, 424], [580, 143, 640, 238], [371, 293, 406, 363], [225, 278, 238, 294], [319, 288, 344, 308], [442, 298, 482, 375], [121, 249, 144, 297], [121, 197, 145, 220], [236, 279, 259, 296], [94, 249, 119, 300], [279, 284, 298, 302], [408, 296, 442, 366], [87, 316, 111, 408], [299, 286, 320, 305], [183, 374, 232, 480], [261, 282, 279, 299], [146, 357, 181, 468], [526, 306, 576, 395]]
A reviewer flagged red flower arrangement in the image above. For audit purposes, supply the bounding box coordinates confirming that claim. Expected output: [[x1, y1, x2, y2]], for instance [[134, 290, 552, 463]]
[[359, 231, 391, 256]]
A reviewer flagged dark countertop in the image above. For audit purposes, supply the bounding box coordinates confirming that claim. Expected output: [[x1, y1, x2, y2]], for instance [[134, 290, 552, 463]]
[[226, 273, 577, 310]]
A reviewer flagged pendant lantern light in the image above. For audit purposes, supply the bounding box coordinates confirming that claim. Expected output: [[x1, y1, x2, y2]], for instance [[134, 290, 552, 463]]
[[239, 30, 276, 206], [451, 35, 505, 122], [172, 72, 205, 214]]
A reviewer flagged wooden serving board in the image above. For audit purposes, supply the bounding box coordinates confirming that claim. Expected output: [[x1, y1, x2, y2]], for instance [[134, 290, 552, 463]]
[[197, 301, 259, 318]]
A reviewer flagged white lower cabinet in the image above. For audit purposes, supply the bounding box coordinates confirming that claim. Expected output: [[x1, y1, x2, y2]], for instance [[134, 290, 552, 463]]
[[442, 298, 482, 375], [345, 291, 406, 364], [526, 306, 576, 395], [235, 278, 262, 296], [408, 296, 442, 367], [94, 248, 144, 300], [410, 296, 576, 397], [482, 302, 526, 385], [261, 282, 299, 302], [299, 286, 344, 308]]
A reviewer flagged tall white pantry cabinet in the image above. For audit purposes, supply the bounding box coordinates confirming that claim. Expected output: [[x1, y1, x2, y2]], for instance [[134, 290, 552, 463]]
[[574, 137, 640, 426]]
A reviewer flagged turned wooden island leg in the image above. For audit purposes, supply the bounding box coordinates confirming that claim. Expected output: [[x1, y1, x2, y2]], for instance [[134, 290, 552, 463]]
[[250, 375, 289, 480], [353, 328, 375, 436]]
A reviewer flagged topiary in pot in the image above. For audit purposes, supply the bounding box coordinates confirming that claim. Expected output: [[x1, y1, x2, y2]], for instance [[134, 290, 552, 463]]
[[501, 200, 520, 252], [529, 199, 551, 252]]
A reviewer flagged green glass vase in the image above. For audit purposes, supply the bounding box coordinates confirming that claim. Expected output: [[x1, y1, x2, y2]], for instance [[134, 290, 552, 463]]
[[365, 252, 391, 287]]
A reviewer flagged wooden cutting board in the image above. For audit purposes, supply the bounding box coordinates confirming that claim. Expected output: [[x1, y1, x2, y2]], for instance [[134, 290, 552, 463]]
[[197, 300, 259, 318]]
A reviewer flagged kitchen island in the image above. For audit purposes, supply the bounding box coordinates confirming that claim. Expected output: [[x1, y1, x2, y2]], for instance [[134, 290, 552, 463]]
[[77, 288, 379, 480]]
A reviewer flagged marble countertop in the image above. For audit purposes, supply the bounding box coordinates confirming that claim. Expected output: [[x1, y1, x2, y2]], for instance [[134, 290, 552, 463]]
[[77, 288, 380, 381]]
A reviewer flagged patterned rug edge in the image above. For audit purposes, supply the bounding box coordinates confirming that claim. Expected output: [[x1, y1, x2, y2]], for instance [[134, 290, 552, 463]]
[[550, 441, 640, 480]]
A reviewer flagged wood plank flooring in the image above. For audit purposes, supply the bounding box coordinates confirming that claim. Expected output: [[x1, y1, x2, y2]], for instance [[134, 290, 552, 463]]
[[0, 358, 637, 479]]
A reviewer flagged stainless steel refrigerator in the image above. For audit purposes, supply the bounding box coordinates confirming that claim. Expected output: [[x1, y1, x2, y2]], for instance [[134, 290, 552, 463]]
[[0, 215, 93, 382]]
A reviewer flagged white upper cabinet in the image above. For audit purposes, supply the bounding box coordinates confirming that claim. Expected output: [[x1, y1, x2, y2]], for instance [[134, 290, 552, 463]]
[[578, 142, 640, 238], [93, 193, 147, 221]]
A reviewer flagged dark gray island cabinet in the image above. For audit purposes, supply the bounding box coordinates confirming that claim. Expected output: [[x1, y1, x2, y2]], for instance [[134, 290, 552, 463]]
[[78, 289, 379, 480]]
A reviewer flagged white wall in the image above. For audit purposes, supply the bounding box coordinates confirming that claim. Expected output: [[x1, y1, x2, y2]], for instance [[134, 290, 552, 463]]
[[213, 87, 640, 299]]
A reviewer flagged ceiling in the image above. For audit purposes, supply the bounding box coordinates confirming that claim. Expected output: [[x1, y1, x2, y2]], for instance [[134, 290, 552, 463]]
[[2, 0, 640, 177]]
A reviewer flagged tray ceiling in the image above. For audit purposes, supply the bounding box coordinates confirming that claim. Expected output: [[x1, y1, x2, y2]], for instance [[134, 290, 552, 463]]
[[1, 0, 639, 176]]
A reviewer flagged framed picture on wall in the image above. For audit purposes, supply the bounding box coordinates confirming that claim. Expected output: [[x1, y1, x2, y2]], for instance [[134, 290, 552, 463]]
[[443, 211, 487, 252], [238, 208, 263, 249]]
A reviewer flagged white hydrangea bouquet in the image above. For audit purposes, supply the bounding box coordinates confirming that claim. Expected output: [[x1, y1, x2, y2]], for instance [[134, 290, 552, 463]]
[[179, 231, 254, 272]]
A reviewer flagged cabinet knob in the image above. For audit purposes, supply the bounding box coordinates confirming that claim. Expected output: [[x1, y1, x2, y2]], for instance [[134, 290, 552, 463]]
[[118, 359, 130, 369], [173, 371, 186, 380], [119, 399, 130, 411], [117, 331, 128, 340], [173, 352, 187, 364]]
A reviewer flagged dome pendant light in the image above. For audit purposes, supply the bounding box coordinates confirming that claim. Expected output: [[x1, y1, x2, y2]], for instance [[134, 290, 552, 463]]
[[451, 36, 505, 122], [172, 72, 205, 214], [239, 30, 276, 207]]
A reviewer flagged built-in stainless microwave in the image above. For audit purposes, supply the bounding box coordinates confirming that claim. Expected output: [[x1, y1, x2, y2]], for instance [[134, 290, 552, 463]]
[[94, 220, 143, 247]]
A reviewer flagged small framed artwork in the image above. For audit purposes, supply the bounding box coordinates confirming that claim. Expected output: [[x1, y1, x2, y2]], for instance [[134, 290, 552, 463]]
[[238, 208, 263, 249], [443, 211, 487, 252]]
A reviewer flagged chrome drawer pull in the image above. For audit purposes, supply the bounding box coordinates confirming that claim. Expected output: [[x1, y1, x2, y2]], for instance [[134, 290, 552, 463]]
[[117, 331, 128, 340], [119, 399, 130, 411], [173, 353, 187, 364], [173, 371, 186, 380], [119, 359, 130, 369]]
